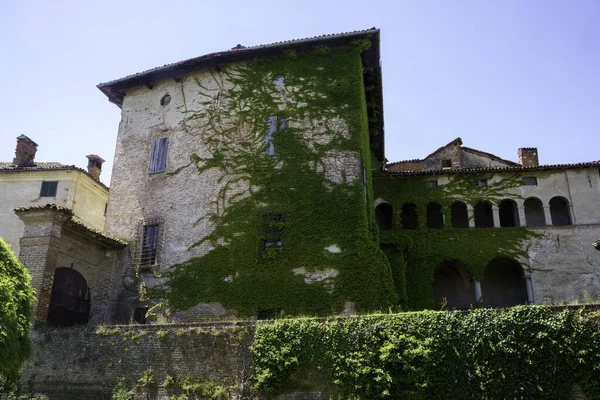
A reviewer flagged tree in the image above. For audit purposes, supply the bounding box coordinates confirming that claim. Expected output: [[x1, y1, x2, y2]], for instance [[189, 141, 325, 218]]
[[0, 237, 35, 385]]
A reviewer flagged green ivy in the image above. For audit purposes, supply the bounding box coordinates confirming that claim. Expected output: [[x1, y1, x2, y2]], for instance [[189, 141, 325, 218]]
[[373, 174, 542, 309], [251, 307, 600, 399], [151, 44, 397, 316]]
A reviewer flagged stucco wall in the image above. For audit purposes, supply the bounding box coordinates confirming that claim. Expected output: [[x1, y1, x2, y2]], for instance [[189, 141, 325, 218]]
[[0, 170, 107, 255]]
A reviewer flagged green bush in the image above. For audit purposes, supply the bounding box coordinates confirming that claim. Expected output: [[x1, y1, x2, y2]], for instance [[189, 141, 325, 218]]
[[251, 307, 600, 399]]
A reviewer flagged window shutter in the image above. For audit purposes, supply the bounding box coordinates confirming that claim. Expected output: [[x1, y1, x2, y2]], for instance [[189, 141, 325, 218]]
[[149, 138, 168, 173]]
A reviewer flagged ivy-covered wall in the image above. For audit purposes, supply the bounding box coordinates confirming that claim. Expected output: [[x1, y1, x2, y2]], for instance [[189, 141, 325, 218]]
[[373, 174, 540, 310], [105, 44, 397, 320]]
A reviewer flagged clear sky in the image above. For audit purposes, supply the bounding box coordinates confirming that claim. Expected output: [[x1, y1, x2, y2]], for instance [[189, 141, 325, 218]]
[[1, 0, 598, 185]]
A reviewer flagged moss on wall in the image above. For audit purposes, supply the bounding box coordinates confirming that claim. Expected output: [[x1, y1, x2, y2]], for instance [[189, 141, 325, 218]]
[[374, 174, 541, 309], [152, 46, 397, 316]]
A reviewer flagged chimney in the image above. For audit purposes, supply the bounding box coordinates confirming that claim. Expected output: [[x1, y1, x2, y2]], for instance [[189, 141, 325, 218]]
[[13, 135, 38, 167], [86, 155, 105, 181], [518, 147, 539, 167]]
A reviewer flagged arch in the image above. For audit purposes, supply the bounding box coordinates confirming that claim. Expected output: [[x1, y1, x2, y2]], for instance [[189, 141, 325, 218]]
[[474, 201, 494, 228], [480, 257, 528, 308], [426, 202, 443, 229], [433, 260, 473, 309], [549, 196, 571, 226], [524, 197, 545, 227], [375, 203, 394, 231], [498, 199, 520, 227], [450, 201, 469, 228], [47, 268, 91, 327], [401, 203, 418, 230]]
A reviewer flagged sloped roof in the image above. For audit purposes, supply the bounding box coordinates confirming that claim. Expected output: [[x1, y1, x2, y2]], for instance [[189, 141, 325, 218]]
[[0, 162, 109, 190], [14, 204, 126, 247]]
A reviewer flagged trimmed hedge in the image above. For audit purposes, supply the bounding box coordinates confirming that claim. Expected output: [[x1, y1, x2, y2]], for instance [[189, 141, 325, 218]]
[[251, 306, 600, 399]]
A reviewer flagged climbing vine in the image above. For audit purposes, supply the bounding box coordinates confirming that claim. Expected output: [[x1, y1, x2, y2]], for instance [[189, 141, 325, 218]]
[[373, 174, 542, 309], [153, 45, 397, 316]]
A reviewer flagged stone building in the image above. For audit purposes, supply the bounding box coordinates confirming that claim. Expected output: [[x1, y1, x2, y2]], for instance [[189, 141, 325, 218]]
[[97, 28, 395, 322], [0, 135, 126, 326], [375, 137, 600, 309]]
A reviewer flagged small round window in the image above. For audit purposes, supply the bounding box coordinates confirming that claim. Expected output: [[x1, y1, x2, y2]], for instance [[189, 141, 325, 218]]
[[160, 94, 171, 106]]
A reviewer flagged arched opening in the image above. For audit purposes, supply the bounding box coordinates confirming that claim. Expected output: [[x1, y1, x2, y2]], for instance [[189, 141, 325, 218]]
[[498, 199, 520, 227], [474, 201, 494, 228], [47, 268, 91, 327], [481, 257, 528, 307], [549, 197, 571, 226], [375, 203, 393, 231], [451, 201, 469, 228], [433, 260, 473, 309], [401, 203, 418, 230], [426, 203, 443, 229], [524, 197, 546, 227]]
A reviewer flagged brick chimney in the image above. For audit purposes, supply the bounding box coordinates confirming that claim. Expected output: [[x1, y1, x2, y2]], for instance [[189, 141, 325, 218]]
[[518, 147, 539, 167], [86, 155, 105, 181], [13, 135, 38, 167]]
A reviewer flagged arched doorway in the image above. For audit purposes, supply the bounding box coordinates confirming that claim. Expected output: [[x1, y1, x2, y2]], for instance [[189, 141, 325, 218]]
[[480, 258, 528, 308], [450, 201, 469, 228], [47, 268, 91, 326], [549, 197, 571, 226], [401, 203, 418, 230], [474, 201, 494, 228], [433, 260, 474, 309], [426, 203, 443, 229], [375, 203, 393, 230], [498, 199, 519, 227], [524, 197, 545, 227]]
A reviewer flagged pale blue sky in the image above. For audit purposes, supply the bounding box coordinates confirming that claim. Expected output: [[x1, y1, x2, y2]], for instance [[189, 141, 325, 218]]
[[1, 0, 598, 185]]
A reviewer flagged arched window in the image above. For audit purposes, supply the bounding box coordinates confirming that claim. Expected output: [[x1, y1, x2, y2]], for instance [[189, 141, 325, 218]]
[[474, 201, 494, 228], [498, 199, 520, 227], [480, 257, 528, 307], [451, 201, 469, 228], [47, 268, 91, 327], [549, 197, 571, 226], [426, 203, 443, 229], [433, 260, 474, 309], [375, 203, 393, 231], [401, 203, 418, 230], [524, 197, 545, 227]]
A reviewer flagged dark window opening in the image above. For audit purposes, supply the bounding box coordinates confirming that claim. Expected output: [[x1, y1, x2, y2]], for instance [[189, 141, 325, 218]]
[[261, 211, 286, 251], [499, 199, 520, 227], [522, 176, 538, 186], [434, 260, 474, 310], [141, 224, 159, 267], [47, 268, 90, 327], [441, 159, 452, 168], [474, 201, 494, 228], [524, 197, 546, 227], [265, 116, 287, 156], [401, 203, 418, 230], [160, 94, 171, 106], [549, 197, 571, 226], [40, 181, 58, 197], [375, 203, 393, 231], [481, 257, 528, 308], [426, 203, 444, 229], [149, 137, 168, 173], [474, 179, 488, 188], [451, 201, 469, 228], [133, 307, 148, 324]]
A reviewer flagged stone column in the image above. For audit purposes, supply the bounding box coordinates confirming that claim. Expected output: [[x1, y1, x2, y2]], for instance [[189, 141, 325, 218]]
[[474, 280, 482, 303], [525, 276, 534, 304], [15, 206, 71, 321], [543, 206, 552, 226], [517, 206, 526, 227], [467, 205, 476, 228], [492, 206, 501, 228]]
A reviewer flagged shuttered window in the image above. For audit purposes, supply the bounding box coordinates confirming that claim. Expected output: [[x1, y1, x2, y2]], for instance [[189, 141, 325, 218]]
[[149, 138, 168, 173], [40, 181, 58, 197]]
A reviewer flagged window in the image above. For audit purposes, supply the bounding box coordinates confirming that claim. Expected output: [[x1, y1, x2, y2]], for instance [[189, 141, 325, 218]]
[[426, 203, 444, 229], [133, 307, 148, 324], [549, 197, 571, 226], [160, 94, 171, 106], [474, 179, 488, 188], [149, 138, 168, 173], [40, 181, 58, 197], [522, 176, 538, 186], [141, 224, 159, 267], [450, 201, 469, 228], [261, 211, 286, 252], [401, 203, 418, 230], [474, 201, 494, 228], [375, 203, 393, 231], [265, 116, 287, 156], [441, 159, 452, 168], [498, 199, 520, 227], [425, 180, 438, 188], [524, 197, 546, 227]]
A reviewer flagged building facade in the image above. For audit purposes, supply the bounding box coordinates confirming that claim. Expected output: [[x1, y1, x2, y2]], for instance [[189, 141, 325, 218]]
[[375, 138, 600, 309]]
